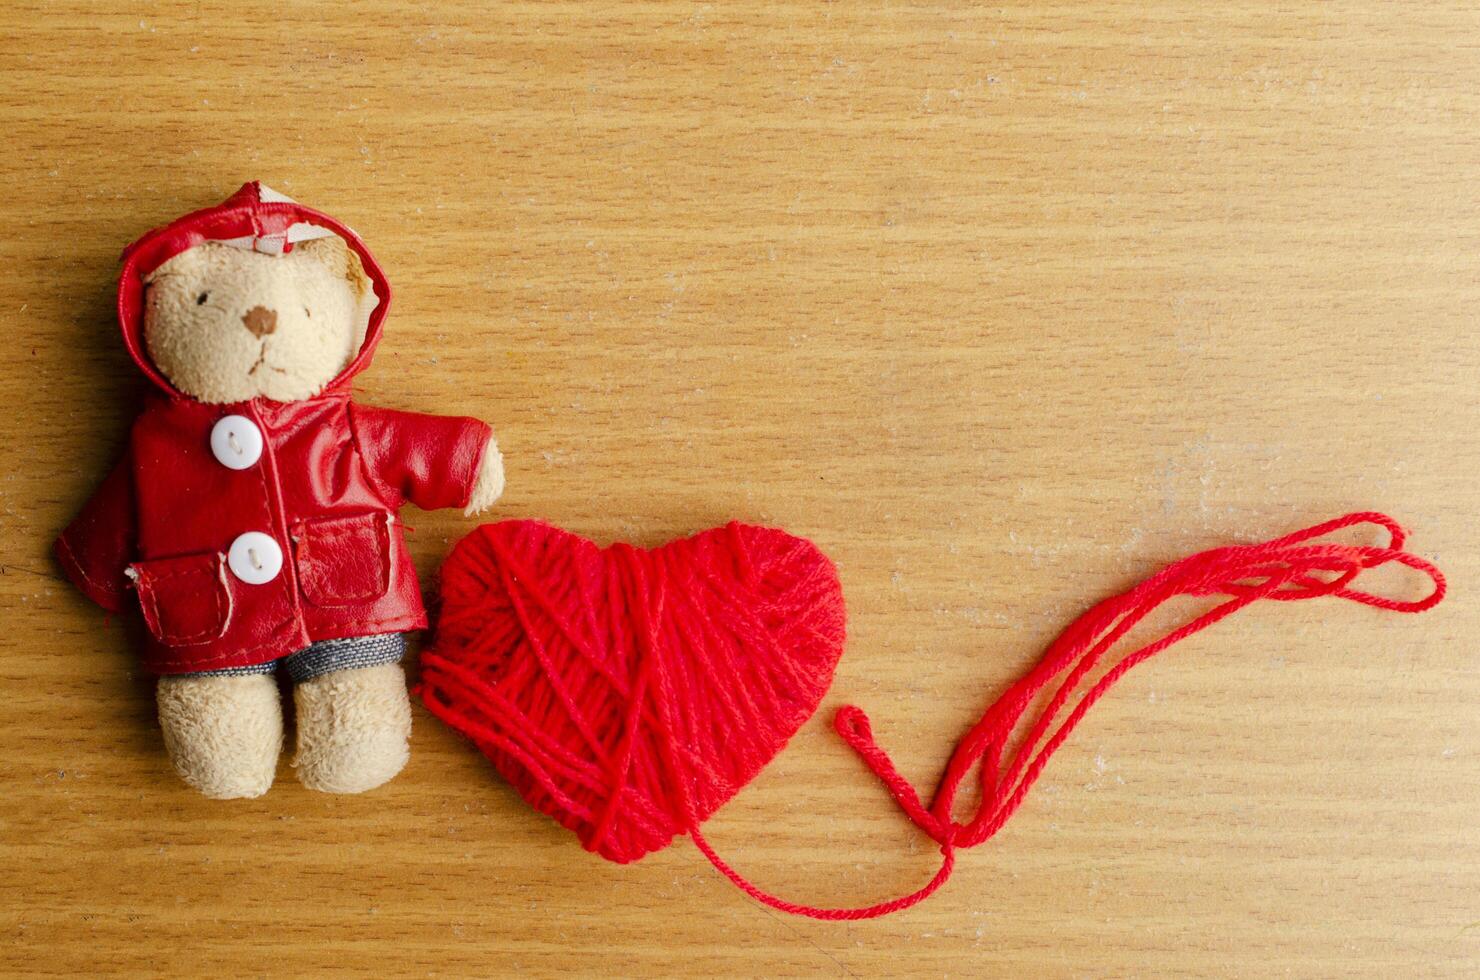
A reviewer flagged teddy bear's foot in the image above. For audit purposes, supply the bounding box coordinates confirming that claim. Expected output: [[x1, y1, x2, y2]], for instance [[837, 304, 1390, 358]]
[[292, 663, 412, 794], [157, 673, 283, 799]]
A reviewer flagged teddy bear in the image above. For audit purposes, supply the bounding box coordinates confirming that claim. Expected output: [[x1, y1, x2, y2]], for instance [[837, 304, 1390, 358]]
[[55, 182, 505, 799]]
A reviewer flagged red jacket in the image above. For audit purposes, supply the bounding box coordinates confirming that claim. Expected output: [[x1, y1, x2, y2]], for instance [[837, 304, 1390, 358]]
[[55, 183, 491, 675]]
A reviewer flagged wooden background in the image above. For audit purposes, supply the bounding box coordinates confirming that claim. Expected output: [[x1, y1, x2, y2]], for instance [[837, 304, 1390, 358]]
[[3, 2, 1478, 976]]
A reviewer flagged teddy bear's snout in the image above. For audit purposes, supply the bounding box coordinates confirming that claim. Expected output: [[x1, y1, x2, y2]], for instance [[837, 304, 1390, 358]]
[[242, 306, 278, 338]]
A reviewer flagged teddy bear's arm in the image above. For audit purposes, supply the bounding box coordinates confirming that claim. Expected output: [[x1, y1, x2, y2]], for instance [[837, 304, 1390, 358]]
[[55, 455, 137, 612], [348, 404, 494, 512]]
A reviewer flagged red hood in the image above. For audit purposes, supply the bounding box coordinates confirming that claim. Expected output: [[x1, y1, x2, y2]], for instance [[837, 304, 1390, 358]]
[[117, 182, 392, 398]]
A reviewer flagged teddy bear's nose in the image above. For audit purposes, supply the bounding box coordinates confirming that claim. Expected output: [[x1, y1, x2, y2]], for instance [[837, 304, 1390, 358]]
[[242, 306, 278, 338]]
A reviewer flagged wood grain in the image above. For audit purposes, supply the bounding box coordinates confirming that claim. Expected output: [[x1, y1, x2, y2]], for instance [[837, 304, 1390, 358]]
[[3, 2, 1479, 976]]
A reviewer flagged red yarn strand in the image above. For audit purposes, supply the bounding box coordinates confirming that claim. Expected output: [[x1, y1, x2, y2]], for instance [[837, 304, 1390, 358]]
[[751, 511, 1443, 919], [419, 512, 1444, 921]]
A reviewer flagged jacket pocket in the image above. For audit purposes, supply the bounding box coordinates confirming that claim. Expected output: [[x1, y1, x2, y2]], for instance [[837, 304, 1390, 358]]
[[129, 552, 232, 645], [292, 512, 392, 607]]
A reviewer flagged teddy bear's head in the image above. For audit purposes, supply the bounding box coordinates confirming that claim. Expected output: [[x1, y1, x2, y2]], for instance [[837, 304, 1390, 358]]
[[142, 236, 376, 404]]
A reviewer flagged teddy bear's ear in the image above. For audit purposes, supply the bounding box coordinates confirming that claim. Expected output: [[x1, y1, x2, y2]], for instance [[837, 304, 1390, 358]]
[[296, 236, 379, 347], [296, 236, 373, 299], [144, 243, 205, 283]]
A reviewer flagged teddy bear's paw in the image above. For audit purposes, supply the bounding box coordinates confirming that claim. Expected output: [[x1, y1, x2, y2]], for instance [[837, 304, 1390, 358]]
[[292, 663, 412, 794], [464, 434, 506, 516], [157, 673, 283, 799]]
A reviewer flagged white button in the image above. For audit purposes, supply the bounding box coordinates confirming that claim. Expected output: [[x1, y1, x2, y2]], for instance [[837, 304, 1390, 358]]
[[227, 532, 282, 585], [210, 415, 263, 470]]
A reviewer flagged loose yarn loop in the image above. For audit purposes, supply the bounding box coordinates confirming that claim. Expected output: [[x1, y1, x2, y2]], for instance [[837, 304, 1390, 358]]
[[754, 511, 1445, 919], [420, 513, 1445, 922]]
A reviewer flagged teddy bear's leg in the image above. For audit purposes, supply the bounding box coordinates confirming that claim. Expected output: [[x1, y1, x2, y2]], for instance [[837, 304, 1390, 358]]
[[156, 673, 283, 799], [293, 663, 412, 793], [288, 634, 411, 793]]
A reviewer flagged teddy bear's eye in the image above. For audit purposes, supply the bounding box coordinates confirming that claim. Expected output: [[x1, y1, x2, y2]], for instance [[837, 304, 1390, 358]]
[[196, 292, 209, 305]]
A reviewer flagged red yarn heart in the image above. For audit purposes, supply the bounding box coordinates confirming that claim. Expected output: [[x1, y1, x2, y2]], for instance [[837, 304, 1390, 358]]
[[418, 520, 846, 864]]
